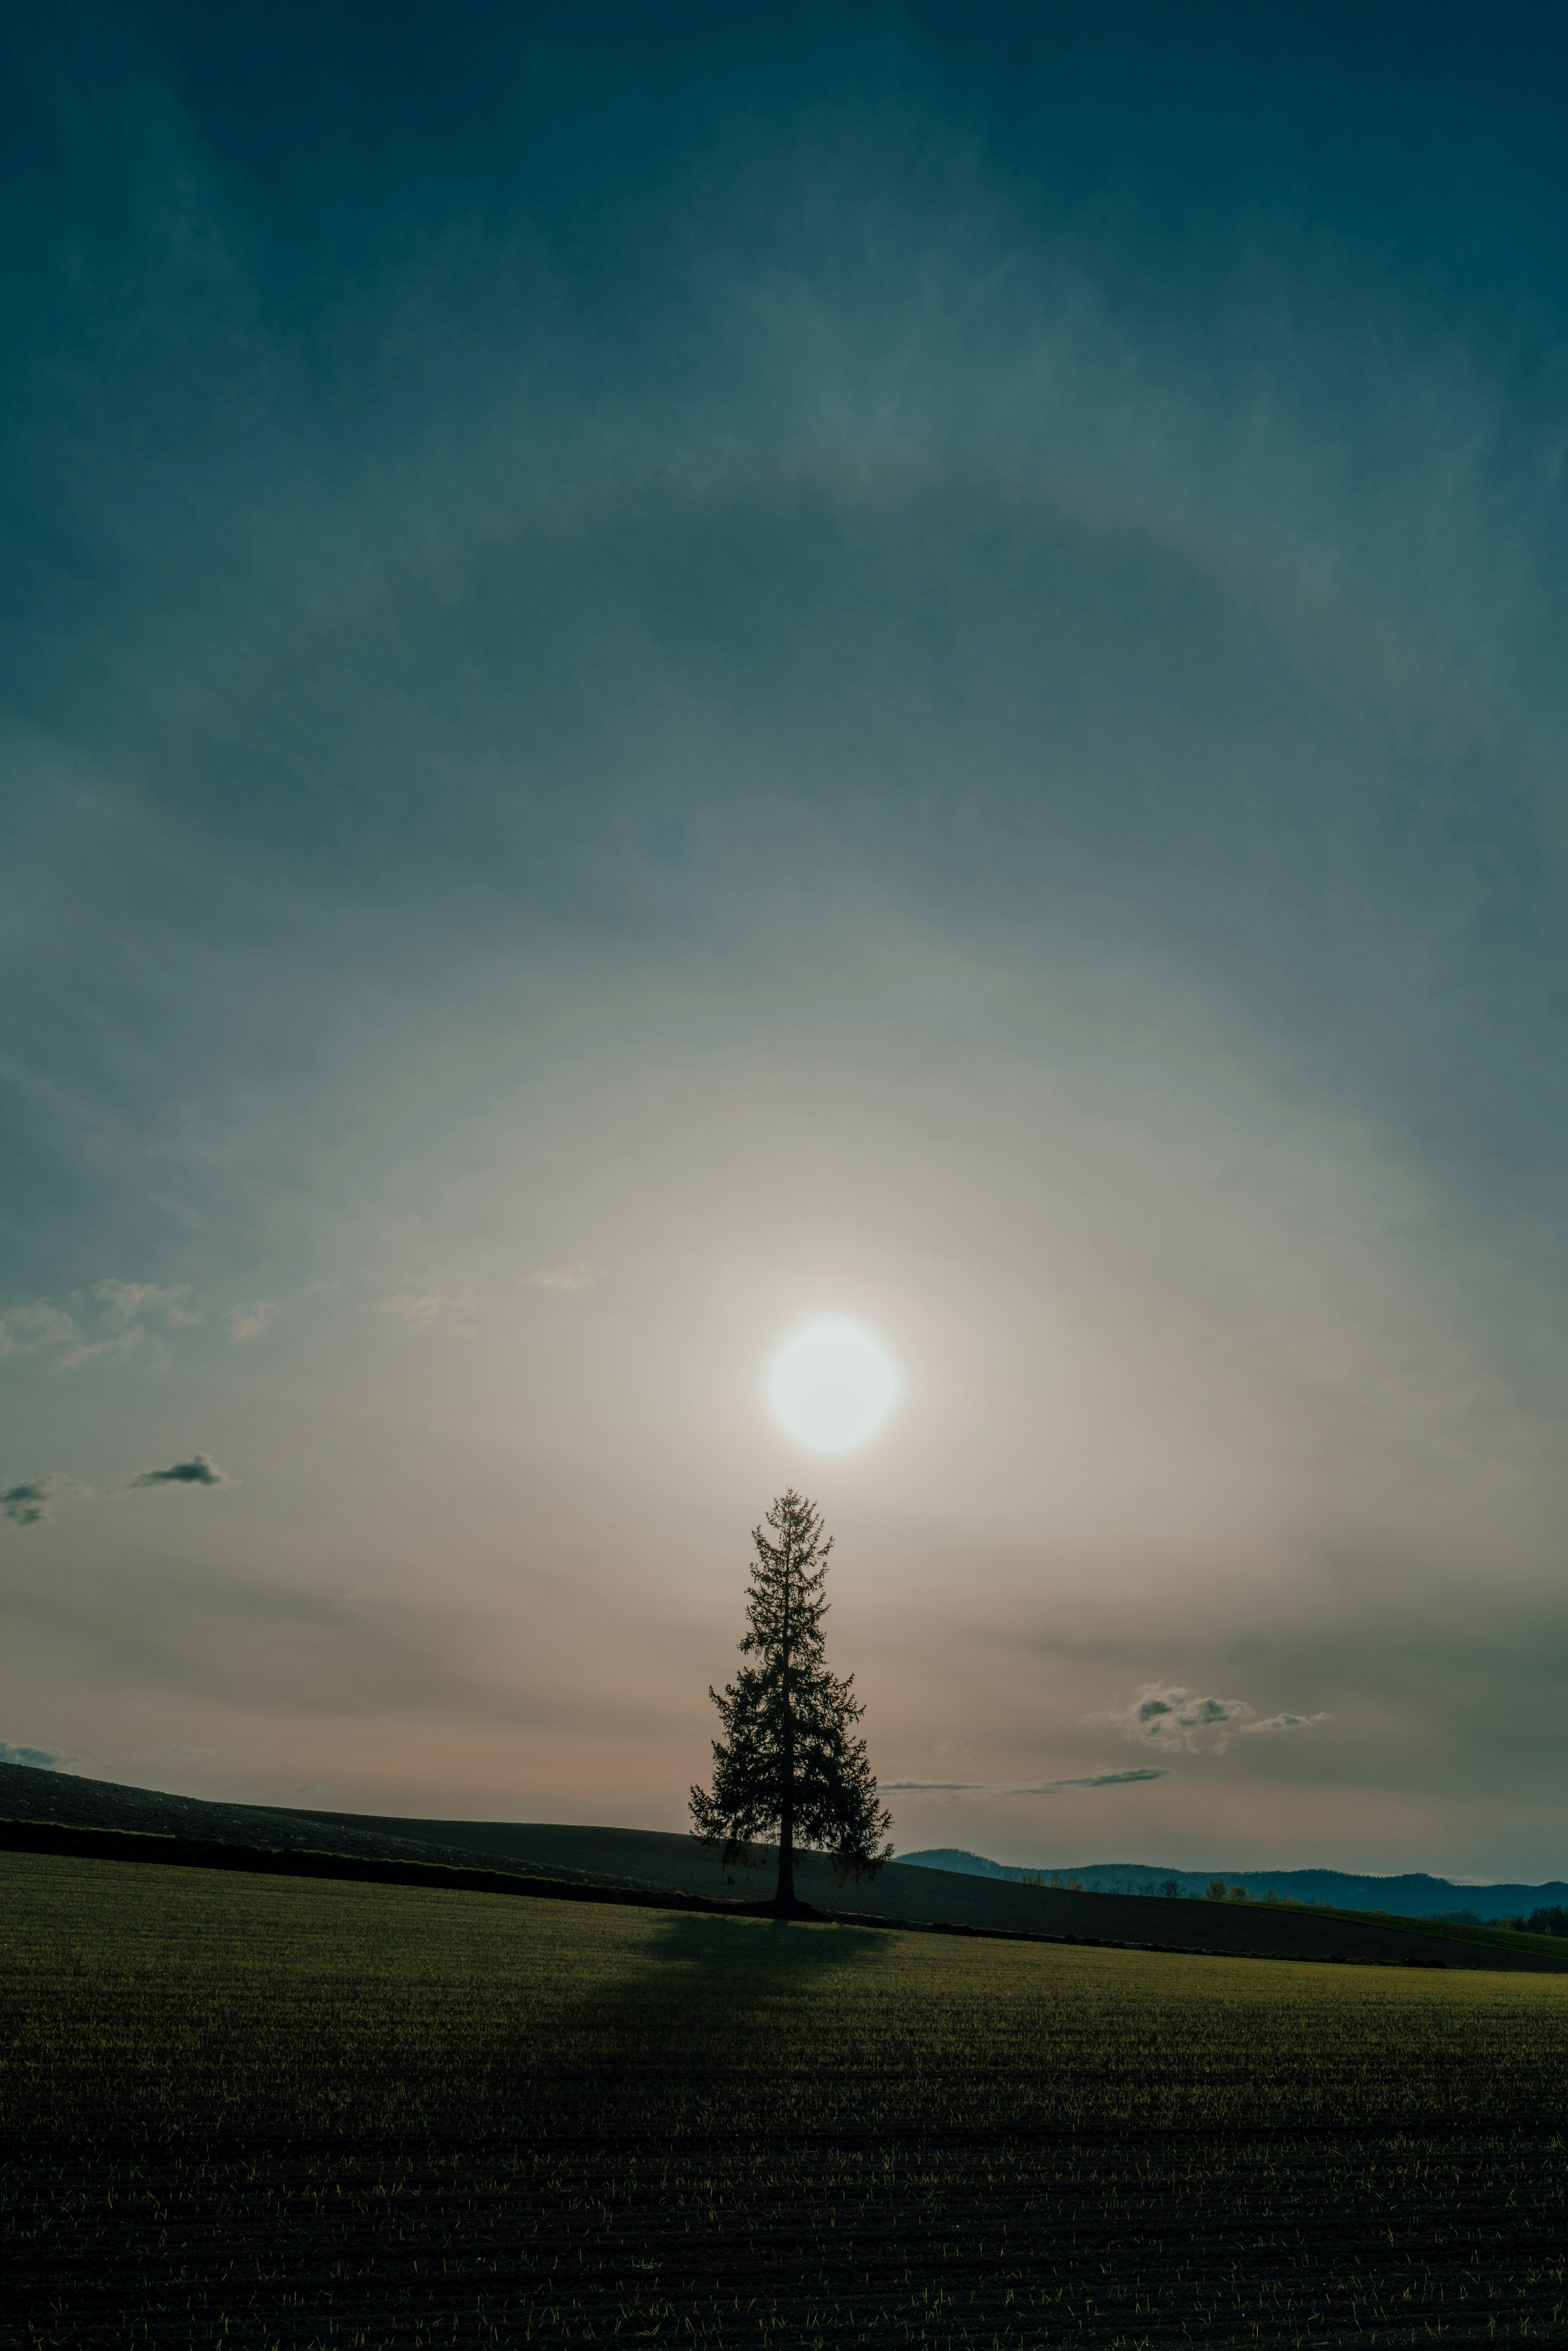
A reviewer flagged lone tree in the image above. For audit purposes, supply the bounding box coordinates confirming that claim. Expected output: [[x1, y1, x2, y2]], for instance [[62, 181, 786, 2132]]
[[690, 1489, 892, 1914]]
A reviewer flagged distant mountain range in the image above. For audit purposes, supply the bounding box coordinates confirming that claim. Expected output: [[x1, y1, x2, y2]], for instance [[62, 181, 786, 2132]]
[[898, 1849, 1568, 1923]]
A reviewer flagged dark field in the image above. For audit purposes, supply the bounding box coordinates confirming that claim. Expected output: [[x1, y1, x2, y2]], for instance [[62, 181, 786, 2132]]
[[4, 1855, 1568, 2348]]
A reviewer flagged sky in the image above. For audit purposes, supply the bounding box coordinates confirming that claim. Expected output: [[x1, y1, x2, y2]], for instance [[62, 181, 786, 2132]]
[[4, 1, 1568, 1880]]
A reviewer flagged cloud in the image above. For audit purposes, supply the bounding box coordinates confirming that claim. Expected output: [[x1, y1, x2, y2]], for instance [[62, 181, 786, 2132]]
[[129, 1453, 230, 1489], [0, 1301, 81, 1357], [1020, 1768, 1171, 1791], [56, 1327, 145, 1372], [0, 1742, 58, 1768], [887, 1767, 1169, 1794], [1095, 1682, 1332, 1754], [521, 1263, 603, 1291], [1, 1283, 201, 1372], [226, 1301, 280, 1344], [377, 1287, 479, 1332], [378, 1290, 444, 1328], [94, 1280, 200, 1329], [1, 1476, 66, 1527]]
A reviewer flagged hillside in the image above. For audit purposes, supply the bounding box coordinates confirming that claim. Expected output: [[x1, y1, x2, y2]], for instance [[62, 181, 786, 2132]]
[[4, 1762, 1566, 1973], [0, 1762, 641, 1889], [900, 1847, 1568, 1921]]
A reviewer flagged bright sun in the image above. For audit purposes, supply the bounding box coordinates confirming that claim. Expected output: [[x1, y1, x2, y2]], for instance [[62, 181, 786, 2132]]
[[768, 1318, 899, 1453]]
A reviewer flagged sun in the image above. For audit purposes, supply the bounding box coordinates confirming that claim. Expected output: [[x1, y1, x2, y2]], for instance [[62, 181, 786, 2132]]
[[768, 1318, 899, 1453]]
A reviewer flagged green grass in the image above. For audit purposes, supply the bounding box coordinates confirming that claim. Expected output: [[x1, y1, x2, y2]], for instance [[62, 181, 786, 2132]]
[[4, 1854, 1568, 2347], [1183, 1890, 1568, 1962], [1310, 1903, 1568, 1958]]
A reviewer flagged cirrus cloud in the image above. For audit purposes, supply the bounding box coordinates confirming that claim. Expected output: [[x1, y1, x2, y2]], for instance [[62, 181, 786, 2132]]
[[887, 1767, 1169, 1794]]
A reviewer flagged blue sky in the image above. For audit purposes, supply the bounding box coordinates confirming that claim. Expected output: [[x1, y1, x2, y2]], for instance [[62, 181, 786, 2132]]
[[4, 2, 1568, 1876]]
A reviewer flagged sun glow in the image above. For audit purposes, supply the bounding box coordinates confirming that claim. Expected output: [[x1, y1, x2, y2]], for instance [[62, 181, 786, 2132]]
[[768, 1318, 899, 1453]]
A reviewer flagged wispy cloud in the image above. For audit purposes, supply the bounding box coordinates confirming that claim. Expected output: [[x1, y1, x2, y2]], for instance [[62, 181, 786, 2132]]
[[2, 1282, 202, 1372], [226, 1301, 280, 1344], [57, 1327, 145, 1372], [0, 1301, 81, 1357], [94, 1280, 200, 1329], [521, 1263, 603, 1291], [0, 1742, 57, 1768], [1094, 1682, 1332, 1754], [379, 1290, 443, 1328], [887, 1768, 1169, 1794], [377, 1287, 479, 1332], [129, 1453, 231, 1489]]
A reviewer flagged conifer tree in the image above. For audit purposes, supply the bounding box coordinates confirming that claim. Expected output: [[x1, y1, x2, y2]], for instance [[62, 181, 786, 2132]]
[[690, 1489, 892, 1912]]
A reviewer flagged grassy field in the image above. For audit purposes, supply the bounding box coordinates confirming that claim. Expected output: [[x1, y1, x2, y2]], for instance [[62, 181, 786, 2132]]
[[3, 1854, 1568, 2347], [1307, 1901, 1568, 1960]]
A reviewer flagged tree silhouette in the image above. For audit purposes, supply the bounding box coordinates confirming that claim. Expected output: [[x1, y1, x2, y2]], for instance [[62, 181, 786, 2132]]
[[690, 1489, 892, 1913]]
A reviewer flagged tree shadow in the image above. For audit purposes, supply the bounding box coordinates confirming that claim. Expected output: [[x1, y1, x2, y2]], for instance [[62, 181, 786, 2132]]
[[540, 1911, 897, 2141], [636, 1908, 894, 1990]]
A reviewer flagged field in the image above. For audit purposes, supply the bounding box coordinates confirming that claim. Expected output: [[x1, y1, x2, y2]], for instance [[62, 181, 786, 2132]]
[[3, 1854, 1568, 2348]]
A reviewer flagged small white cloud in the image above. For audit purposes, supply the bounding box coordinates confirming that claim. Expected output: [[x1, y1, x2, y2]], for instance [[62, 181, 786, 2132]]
[[226, 1302, 280, 1345], [521, 1263, 603, 1291], [1093, 1682, 1331, 1755]]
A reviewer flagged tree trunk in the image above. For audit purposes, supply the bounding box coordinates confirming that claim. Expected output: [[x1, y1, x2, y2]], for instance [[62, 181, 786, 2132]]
[[776, 1789, 795, 1912], [775, 1527, 795, 1912]]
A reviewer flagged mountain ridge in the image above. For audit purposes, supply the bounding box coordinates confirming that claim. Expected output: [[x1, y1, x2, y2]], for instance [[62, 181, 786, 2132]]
[[900, 1848, 1568, 1921]]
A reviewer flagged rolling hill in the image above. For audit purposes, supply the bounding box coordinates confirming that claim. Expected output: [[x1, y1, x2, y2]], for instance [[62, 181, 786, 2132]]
[[4, 1760, 1566, 1973]]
